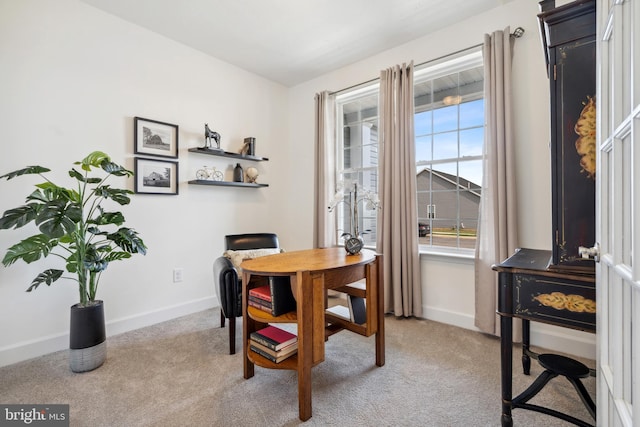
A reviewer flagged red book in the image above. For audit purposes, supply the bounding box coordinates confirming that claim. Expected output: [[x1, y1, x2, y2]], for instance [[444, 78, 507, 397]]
[[249, 285, 271, 302], [250, 325, 297, 351]]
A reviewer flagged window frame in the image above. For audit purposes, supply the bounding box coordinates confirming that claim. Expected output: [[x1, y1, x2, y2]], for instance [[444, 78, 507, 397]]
[[332, 49, 485, 256]]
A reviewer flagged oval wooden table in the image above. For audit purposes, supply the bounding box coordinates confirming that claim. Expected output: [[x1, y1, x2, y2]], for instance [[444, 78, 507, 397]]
[[241, 248, 384, 421]]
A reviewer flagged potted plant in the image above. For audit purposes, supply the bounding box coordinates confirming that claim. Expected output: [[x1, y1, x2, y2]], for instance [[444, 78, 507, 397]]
[[0, 151, 146, 372]]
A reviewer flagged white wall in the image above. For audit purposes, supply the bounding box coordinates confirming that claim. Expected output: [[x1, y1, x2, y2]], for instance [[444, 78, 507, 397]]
[[0, 0, 288, 366], [286, 0, 595, 359]]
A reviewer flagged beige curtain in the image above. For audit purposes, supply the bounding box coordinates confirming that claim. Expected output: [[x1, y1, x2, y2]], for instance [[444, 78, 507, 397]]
[[474, 28, 519, 336], [314, 91, 337, 248], [378, 62, 422, 318]]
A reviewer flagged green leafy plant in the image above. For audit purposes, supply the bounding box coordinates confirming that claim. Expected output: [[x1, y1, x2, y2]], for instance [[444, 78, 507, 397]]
[[0, 151, 147, 306]]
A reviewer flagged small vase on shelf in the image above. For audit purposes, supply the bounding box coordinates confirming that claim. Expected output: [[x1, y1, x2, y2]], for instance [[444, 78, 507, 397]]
[[233, 163, 244, 182]]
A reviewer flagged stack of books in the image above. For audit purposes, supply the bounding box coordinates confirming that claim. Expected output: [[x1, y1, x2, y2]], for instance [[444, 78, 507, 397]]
[[249, 325, 298, 363], [248, 276, 297, 316]]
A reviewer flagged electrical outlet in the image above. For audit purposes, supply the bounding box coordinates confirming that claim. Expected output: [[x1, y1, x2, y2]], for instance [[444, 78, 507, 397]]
[[173, 268, 183, 283]]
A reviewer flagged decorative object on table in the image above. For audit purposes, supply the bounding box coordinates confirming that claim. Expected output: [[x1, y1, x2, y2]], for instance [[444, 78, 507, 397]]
[[134, 116, 178, 158], [233, 163, 244, 182], [196, 165, 223, 181], [0, 151, 147, 372], [202, 123, 222, 151], [134, 158, 179, 195], [245, 166, 259, 183], [328, 182, 380, 255], [242, 137, 256, 156]]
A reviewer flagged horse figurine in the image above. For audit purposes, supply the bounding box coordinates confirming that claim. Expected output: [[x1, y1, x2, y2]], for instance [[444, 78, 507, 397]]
[[204, 123, 221, 150]]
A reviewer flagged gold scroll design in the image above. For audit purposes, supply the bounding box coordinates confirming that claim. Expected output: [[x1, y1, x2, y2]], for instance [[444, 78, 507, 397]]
[[533, 292, 596, 314], [574, 95, 596, 180]]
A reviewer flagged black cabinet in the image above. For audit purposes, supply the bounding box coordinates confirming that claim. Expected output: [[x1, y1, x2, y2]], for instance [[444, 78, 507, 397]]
[[538, 0, 596, 272]]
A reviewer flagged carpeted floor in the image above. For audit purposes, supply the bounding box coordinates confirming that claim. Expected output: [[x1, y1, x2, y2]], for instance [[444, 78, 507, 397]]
[[0, 307, 595, 426]]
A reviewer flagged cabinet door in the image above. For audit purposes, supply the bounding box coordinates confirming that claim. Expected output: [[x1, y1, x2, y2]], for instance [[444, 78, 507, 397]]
[[540, 0, 597, 271], [550, 36, 596, 270]]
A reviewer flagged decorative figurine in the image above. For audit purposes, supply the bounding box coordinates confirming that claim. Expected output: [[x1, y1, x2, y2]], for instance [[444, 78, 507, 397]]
[[242, 137, 256, 156], [203, 123, 221, 150], [245, 167, 259, 183], [196, 165, 223, 181]]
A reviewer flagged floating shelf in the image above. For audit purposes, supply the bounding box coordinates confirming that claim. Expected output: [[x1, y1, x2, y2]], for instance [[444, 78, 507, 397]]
[[188, 147, 268, 162], [188, 180, 268, 188]]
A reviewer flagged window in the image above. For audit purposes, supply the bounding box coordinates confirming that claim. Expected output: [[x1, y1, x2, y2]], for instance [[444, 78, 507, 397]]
[[334, 50, 484, 252], [415, 50, 484, 251], [335, 85, 379, 246]]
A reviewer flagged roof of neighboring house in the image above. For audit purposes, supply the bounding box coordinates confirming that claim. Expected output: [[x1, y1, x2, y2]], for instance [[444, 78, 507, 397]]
[[417, 168, 481, 198]]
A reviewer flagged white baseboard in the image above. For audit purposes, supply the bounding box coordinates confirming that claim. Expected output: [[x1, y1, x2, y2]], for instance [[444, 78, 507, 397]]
[[0, 297, 217, 368], [422, 305, 596, 360]]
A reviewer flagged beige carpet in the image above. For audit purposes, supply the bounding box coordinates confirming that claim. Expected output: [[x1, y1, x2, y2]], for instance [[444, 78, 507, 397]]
[[0, 307, 595, 426]]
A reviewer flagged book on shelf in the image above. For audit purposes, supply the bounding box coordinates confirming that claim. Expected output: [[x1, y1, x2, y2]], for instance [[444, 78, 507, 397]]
[[268, 276, 296, 316], [249, 325, 297, 351], [248, 299, 272, 313], [348, 295, 366, 324], [325, 304, 350, 321], [248, 284, 271, 302], [250, 339, 298, 359], [248, 278, 296, 317], [325, 295, 366, 324], [250, 343, 297, 363]]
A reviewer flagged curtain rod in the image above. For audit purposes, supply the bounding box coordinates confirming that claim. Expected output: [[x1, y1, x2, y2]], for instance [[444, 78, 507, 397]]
[[330, 27, 524, 96]]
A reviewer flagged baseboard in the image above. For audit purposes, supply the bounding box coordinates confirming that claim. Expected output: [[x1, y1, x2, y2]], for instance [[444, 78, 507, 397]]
[[0, 297, 217, 368], [422, 305, 596, 360]]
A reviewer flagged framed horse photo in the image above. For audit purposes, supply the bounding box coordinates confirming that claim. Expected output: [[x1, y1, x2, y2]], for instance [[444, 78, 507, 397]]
[[134, 117, 179, 158], [134, 158, 179, 195]]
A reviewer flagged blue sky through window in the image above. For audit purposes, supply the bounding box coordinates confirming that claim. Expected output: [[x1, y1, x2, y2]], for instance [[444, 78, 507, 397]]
[[415, 99, 484, 186]]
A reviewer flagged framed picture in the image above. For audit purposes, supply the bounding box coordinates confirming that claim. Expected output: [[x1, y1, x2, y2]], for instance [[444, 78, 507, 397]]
[[134, 158, 179, 195], [134, 117, 178, 158]]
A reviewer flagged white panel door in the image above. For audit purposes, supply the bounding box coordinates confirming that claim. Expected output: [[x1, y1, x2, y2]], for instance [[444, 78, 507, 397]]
[[596, 0, 639, 425]]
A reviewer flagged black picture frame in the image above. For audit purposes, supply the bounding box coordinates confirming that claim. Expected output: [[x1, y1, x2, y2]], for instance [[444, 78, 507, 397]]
[[134, 117, 178, 158], [134, 158, 179, 195]]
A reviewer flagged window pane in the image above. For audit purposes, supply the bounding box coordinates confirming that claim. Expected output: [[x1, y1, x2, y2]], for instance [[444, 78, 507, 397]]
[[433, 131, 458, 160], [459, 127, 483, 158], [416, 135, 432, 162], [460, 99, 484, 128], [415, 110, 432, 135], [433, 105, 458, 133], [459, 160, 482, 191]]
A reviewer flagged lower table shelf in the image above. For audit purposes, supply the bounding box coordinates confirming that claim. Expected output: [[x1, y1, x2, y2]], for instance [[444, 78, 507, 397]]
[[247, 342, 299, 370]]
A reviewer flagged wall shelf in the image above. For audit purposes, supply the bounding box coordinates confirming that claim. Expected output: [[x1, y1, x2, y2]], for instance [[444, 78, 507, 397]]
[[188, 147, 268, 162], [188, 180, 268, 188], [188, 146, 269, 188]]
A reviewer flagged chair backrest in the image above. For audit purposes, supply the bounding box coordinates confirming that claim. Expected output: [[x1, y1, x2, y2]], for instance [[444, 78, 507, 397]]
[[225, 233, 279, 251]]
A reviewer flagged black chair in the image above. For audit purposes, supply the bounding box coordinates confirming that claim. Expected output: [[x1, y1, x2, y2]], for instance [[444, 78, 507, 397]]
[[213, 233, 282, 354]]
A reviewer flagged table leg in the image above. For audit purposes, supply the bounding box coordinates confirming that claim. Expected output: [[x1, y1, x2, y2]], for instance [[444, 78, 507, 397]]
[[296, 271, 313, 421], [375, 255, 385, 367], [501, 314, 513, 427], [522, 318, 531, 375], [242, 272, 254, 380]]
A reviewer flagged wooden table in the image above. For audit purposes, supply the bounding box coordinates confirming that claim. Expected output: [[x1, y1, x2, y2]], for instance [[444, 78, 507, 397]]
[[493, 248, 595, 426], [241, 248, 384, 421]]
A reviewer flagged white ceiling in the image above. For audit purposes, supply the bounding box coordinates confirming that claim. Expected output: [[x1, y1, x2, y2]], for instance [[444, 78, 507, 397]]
[[81, 0, 515, 87]]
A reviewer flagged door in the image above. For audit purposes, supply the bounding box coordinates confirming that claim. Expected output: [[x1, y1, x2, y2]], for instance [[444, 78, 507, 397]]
[[596, 0, 639, 425]]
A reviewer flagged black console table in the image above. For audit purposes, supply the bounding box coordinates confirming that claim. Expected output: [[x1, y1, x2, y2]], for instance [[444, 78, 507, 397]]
[[493, 248, 595, 426]]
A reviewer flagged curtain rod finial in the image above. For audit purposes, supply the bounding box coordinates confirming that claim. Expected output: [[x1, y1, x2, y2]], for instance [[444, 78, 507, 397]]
[[511, 27, 525, 38]]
